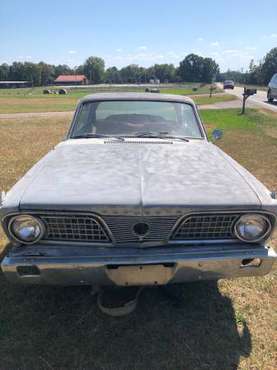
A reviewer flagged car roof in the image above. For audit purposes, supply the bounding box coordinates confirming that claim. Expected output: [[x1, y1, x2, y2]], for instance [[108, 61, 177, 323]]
[[80, 92, 195, 105]]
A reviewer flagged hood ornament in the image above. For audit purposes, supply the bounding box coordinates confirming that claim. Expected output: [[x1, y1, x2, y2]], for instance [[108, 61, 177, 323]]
[[133, 222, 150, 240]]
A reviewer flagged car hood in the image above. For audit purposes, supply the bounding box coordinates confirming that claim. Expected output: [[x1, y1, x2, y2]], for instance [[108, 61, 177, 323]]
[[17, 140, 264, 215]]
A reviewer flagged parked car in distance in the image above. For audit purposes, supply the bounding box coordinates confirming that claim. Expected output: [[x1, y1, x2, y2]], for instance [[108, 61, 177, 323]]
[[267, 73, 277, 102], [0, 92, 276, 287], [223, 80, 235, 89]]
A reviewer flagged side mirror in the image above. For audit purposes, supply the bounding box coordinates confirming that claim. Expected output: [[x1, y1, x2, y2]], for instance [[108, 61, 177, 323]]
[[212, 129, 223, 141]]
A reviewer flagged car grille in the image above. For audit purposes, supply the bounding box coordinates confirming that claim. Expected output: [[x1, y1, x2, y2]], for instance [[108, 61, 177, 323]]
[[103, 216, 178, 243], [171, 214, 239, 240], [41, 215, 110, 242], [38, 213, 240, 244]]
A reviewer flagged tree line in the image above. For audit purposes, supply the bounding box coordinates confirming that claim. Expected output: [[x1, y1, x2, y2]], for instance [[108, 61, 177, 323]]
[[1, 47, 275, 86], [219, 47, 277, 86], [0, 54, 219, 86]]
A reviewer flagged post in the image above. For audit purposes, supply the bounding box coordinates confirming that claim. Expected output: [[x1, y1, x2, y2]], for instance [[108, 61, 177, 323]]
[[240, 87, 257, 115], [241, 90, 247, 114], [209, 84, 216, 98]]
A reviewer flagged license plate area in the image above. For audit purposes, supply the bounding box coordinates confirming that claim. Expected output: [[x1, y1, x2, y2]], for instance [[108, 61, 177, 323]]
[[106, 263, 176, 286]]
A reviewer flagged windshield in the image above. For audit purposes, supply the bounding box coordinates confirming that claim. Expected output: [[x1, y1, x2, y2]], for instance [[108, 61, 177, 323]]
[[71, 100, 203, 139]]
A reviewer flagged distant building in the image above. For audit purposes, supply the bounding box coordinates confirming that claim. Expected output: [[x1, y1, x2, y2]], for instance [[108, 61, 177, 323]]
[[54, 75, 88, 85], [149, 78, 160, 84], [0, 81, 32, 88]]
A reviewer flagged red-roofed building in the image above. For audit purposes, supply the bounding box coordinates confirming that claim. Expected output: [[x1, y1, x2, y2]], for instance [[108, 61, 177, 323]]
[[54, 75, 88, 85]]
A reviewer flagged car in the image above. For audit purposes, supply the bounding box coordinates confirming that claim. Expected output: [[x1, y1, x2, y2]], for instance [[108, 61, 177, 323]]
[[223, 80, 235, 89], [0, 92, 276, 287], [267, 73, 277, 102]]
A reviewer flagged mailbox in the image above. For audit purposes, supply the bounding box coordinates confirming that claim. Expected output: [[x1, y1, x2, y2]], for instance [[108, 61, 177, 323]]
[[244, 88, 257, 96], [241, 87, 257, 114]]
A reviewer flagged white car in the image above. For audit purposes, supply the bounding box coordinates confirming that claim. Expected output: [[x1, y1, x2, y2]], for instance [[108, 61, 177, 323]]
[[267, 73, 277, 102], [0, 93, 276, 287]]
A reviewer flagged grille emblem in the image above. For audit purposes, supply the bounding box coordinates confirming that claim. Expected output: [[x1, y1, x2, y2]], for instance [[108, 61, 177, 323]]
[[133, 222, 150, 239]]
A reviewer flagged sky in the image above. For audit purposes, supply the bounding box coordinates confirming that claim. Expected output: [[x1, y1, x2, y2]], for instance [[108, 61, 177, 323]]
[[1, 0, 276, 72]]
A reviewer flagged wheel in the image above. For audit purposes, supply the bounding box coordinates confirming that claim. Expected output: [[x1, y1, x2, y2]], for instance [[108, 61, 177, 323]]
[[267, 90, 274, 102]]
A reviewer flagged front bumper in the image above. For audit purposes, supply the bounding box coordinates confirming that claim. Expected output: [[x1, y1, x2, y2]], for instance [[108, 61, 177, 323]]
[[1, 243, 276, 286]]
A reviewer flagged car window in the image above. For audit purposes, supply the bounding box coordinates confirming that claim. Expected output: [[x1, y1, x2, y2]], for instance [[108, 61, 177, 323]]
[[96, 101, 177, 121], [270, 74, 277, 83], [71, 100, 203, 139]]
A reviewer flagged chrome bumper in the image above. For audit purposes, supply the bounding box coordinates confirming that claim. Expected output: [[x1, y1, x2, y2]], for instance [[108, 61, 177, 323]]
[[1, 243, 276, 286]]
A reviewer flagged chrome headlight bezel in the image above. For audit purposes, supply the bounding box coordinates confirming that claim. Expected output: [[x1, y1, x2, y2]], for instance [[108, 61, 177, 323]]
[[234, 213, 272, 243], [8, 214, 45, 244]]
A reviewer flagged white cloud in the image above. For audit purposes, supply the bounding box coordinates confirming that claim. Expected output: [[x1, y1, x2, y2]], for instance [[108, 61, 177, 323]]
[[197, 37, 204, 41], [271, 33, 277, 38], [115, 48, 122, 52], [223, 49, 240, 55], [210, 41, 219, 47], [138, 46, 147, 50], [245, 46, 257, 51], [68, 50, 77, 54], [105, 50, 167, 67]]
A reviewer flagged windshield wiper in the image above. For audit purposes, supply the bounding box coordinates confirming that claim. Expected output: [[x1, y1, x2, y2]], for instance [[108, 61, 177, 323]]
[[133, 132, 189, 142], [72, 133, 125, 141]]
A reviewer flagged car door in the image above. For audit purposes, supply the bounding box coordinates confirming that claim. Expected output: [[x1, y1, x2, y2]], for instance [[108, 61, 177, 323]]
[[269, 74, 277, 97]]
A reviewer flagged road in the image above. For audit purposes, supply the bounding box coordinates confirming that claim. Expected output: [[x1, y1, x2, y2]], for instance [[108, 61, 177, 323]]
[[218, 83, 277, 112]]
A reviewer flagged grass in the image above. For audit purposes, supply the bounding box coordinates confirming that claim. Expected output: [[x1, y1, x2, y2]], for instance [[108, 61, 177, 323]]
[[193, 94, 237, 105], [0, 108, 276, 369], [0, 84, 224, 114], [161, 86, 222, 95], [200, 108, 272, 131]]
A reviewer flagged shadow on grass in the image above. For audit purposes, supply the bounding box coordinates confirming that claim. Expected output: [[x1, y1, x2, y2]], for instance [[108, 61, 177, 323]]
[[0, 273, 251, 370]]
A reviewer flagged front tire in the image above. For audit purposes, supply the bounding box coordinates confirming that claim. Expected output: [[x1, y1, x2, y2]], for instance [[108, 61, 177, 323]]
[[267, 90, 274, 102]]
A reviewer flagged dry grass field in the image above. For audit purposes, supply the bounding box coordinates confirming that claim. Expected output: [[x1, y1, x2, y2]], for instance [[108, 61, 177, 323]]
[[0, 109, 276, 369], [0, 85, 235, 114]]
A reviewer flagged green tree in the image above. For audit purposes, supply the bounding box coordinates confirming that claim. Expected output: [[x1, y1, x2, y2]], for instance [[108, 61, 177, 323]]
[[261, 47, 277, 84], [22, 62, 41, 85], [179, 54, 219, 82], [38, 62, 55, 85], [152, 64, 176, 82], [54, 64, 73, 77], [9, 62, 25, 80], [246, 60, 263, 85], [179, 54, 204, 82], [75, 64, 85, 75], [119, 64, 142, 83], [84, 56, 105, 84], [202, 58, 219, 83], [105, 66, 121, 83], [0, 63, 10, 80]]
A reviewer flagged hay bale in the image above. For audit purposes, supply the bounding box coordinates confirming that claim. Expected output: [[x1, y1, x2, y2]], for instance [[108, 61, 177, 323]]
[[145, 87, 160, 93], [59, 88, 68, 95]]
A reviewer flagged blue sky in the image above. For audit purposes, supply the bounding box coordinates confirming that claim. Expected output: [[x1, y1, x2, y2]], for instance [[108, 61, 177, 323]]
[[1, 0, 276, 72]]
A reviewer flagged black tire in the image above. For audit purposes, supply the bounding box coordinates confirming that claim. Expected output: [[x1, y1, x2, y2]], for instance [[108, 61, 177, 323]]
[[267, 90, 274, 103]]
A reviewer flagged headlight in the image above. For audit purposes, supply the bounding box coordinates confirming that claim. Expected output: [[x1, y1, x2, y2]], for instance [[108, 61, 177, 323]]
[[234, 214, 271, 243], [8, 215, 45, 244]]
